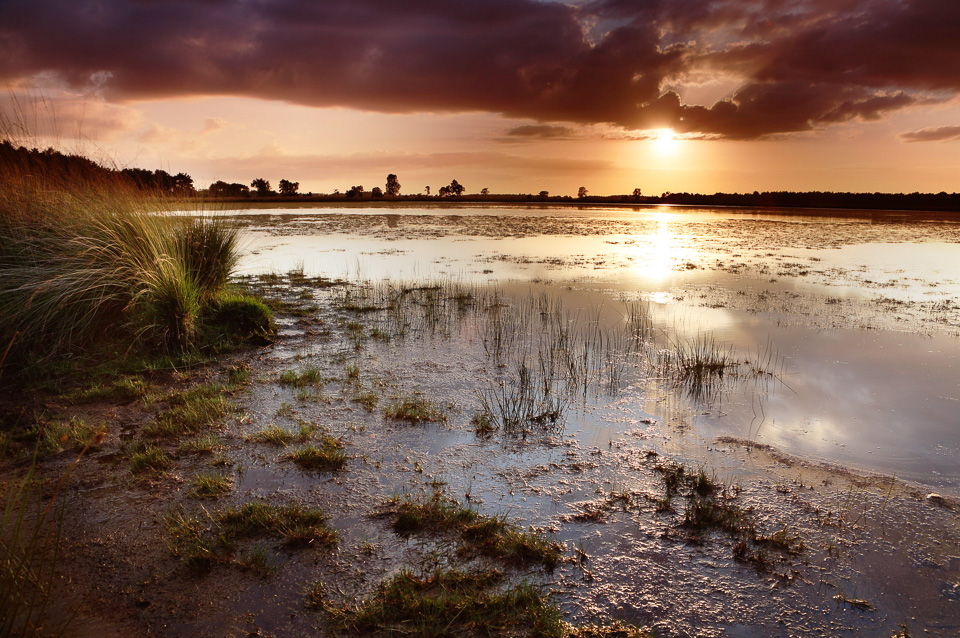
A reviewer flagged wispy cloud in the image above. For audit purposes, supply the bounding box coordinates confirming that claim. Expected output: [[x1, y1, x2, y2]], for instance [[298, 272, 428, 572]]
[[899, 125, 960, 143]]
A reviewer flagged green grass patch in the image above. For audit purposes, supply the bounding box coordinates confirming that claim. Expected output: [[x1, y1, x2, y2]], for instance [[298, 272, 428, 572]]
[[28, 416, 105, 457], [165, 501, 338, 572], [178, 433, 222, 455], [278, 367, 324, 388], [384, 492, 561, 570], [247, 421, 317, 446], [286, 435, 347, 472], [321, 567, 564, 638], [383, 395, 447, 424], [144, 383, 231, 437], [129, 442, 173, 474], [189, 473, 232, 499]]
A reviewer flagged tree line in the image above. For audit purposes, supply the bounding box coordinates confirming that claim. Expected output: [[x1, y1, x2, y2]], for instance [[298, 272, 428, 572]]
[[3, 141, 958, 213]]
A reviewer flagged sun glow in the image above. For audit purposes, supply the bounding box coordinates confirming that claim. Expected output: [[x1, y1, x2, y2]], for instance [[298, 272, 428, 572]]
[[652, 128, 679, 155]]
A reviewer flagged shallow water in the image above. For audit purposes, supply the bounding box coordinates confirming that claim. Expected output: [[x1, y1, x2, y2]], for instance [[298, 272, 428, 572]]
[[220, 203, 960, 495]]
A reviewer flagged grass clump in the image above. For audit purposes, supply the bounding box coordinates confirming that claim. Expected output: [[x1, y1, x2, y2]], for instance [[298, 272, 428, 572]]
[[286, 435, 348, 472], [144, 383, 231, 438], [247, 421, 317, 446], [278, 367, 324, 388], [652, 459, 803, 567], [69, 374, 149, 403], [384, 492, 561, 570], [128, 442, 173, 474], [0, 142, 277, 377], [217, 502, 338, 547], [321, 567, 564, 638], [27, 416, 105, 457], [165, 501, 338, 572], [383, 395, 447, 424], [189, 473, 232, 499]]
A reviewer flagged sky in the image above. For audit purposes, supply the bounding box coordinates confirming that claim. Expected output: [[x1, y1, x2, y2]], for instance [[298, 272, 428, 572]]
[[2, 0, 960, 196]]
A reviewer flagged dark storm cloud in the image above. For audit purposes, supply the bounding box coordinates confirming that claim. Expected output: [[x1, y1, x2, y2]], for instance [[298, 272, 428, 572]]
[[0, 0, 955, 139], [899, 126, 960, 143]]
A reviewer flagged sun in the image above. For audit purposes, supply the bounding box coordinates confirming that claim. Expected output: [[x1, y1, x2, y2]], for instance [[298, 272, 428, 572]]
[[652, 128, 679, 155]]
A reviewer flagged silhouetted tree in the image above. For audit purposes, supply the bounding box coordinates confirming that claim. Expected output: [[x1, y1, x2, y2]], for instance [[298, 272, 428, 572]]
[[480, 188, 489, 196], [172, 172, 195, 194], [346, 185, 364, 198], [577, 186, 588, 199], [444, 179, 464, 196], [208, 181, 250, 197], [385, 174, 401, 196], [251, 178, 271, 196], [538, 190, 549, 199], [371, 186, 384, 197], [278, 179, 299, 195], [437, 186, 449, 197], [632, 188, 642, 199], [425, 186, 430, 196]]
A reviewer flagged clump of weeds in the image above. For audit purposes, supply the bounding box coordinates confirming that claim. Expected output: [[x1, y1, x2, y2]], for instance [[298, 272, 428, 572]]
[[189, 473, 232, 499], [247, 421, 317, 446], [383, 394, 447, 425], [144, 382, 232, 438], [128, 441, 173, 474], [383, 492, 561, 570], [278, 367, 325, 388], [286, 435, 348, 472], [652, 459, 803, 568], [164, 501, 338, 572], [319, 567, 565, 638]]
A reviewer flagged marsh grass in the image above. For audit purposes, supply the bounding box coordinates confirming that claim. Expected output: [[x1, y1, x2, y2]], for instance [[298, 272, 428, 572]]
[[278, 367, 324, 388], [0, 134, 271, 375], [26, 416, 105, 458], [128, 442, 173, 474], [247, 421, 317, 446], [164, 501, 338, 572], [652, 460, 803, 566], [0, 460, 67, 637], [144, 383, 232, 438], [384, 395, 447, 424], [321, 567, 565, 638], [68, 374, 148, 404], [286, 435, 347, 472], [384, 492, 562, 570], [189, 473, 232, 499]]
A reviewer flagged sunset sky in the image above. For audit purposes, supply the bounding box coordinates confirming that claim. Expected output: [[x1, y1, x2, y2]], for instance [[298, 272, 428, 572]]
[[2, 0, 960, 196]]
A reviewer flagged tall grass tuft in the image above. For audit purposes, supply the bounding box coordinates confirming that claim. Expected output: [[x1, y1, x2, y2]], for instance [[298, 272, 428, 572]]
[[0, 139, 244, 365]]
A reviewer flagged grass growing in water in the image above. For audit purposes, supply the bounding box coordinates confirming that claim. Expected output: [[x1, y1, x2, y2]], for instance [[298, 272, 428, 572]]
[[247, 421, 317, 446], [189, 473, 232, 499], [165, 501, 338, 572], [321, 567, 565, 638], [384, 492, 562, 570], [144, 382, 232, 438], [286, 435, 348, 472], [383, 395, 447, 424]]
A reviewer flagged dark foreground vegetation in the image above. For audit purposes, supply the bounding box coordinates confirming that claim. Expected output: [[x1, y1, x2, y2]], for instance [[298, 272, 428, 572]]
[[0, 141, 273, 380]]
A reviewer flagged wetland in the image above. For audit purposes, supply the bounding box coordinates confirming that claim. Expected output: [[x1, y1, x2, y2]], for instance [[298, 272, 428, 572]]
[[5, 203, 960, 637]]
